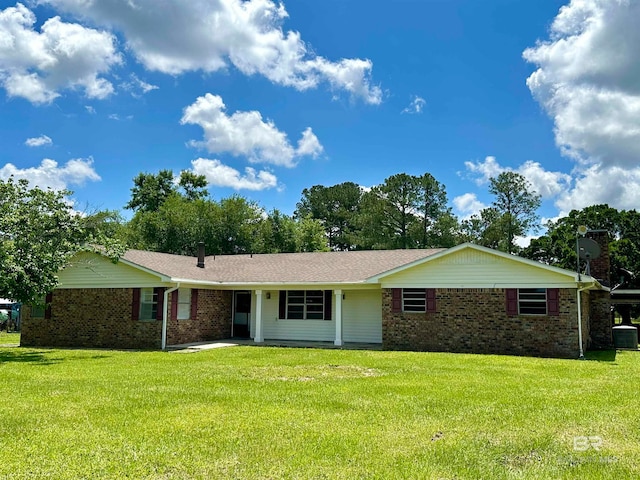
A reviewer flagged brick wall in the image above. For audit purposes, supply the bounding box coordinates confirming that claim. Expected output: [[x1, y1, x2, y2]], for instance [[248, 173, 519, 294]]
[[589, 289, 613, 348], [21, 288, 161, 349], [21, 288, 234, 349], [166, 289, 232, 345], [382, 288, 582, 358]]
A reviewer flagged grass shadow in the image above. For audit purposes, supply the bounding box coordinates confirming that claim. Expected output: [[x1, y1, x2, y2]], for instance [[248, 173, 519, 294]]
[[0, 350, 61, 365], [584, 349, 617, 362]]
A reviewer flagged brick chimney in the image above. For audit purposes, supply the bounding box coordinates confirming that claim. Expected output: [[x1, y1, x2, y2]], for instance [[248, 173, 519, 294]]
[[197, 242, 205, 268], [586, 230, 610, 286]]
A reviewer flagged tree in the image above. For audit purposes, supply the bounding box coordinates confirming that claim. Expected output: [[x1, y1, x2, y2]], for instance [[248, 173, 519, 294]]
[[295, 182, 362, 250], [486, 172, 541, 253], [0, 178, 122, 304], [125, 170, 176, 212], [414, 173, 450, 247], [178, 170, 208, 201]]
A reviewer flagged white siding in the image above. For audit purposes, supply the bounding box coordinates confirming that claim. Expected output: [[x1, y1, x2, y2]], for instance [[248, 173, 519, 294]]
[[382, 248, 577, 288], [342, 290, 382, 343], [57, 252, 165, 288], [255, 291, 335, 341]]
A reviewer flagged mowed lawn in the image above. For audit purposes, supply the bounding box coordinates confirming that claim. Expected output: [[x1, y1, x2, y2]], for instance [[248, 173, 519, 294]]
[[0, 344, 639, 479]]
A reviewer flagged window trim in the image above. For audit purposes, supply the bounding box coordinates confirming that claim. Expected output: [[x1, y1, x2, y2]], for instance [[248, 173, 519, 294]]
[[517, 288, 548, 316], [279, 290, 332, 321]]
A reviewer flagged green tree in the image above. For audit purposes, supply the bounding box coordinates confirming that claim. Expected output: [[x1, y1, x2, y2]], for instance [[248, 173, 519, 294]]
[[414, 173, 451, 247], [0, 178, 122, 304], [178, 170, 209, 201], [125, 170, 176, 212], [295, 182, 362, 250], [486, 172, 541, 253]]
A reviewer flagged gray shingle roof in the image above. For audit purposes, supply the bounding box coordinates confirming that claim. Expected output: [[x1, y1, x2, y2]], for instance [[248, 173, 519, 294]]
[[122, 248, 445, 284]]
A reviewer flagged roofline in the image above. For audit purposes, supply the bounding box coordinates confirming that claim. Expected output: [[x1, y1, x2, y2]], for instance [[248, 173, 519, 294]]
[[368, 242, 594, 284], [85, 251, 172, 282]]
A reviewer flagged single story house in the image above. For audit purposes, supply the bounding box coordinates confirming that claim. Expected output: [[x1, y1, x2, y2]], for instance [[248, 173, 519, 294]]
[[21, 242, 613, 358]]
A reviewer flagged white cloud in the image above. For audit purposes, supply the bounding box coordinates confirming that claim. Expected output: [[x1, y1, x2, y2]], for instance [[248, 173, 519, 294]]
[[0, 157, 101, 190], [401, 95, 426, 114], [296, 127, 323, 158], [40, 0, 382, 104], [556, 164, 640, 215], [25, 134, 52, 147], [181, 93, 323, 167], [452, 192, 487, 219], [0, 3, 121, 104], [120, 73, 158, 97], [85, 105, 96, 114], [462, 156, 571, 200], [190, 158, 278, 191], [524, 0, 640, 168]]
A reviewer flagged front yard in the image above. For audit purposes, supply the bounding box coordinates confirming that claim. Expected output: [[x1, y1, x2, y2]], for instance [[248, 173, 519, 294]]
[[0, 345, 638, 479]]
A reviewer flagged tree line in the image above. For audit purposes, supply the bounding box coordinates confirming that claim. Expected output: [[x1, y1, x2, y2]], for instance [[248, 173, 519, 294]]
[[2, 169, 639, 305]]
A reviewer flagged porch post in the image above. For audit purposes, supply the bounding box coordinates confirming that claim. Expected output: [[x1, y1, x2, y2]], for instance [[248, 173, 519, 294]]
[[334, 289, 343, 346], [255, 290, 264, 343]]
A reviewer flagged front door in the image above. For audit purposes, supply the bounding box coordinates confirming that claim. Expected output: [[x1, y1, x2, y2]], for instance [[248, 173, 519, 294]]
[[233, 291, 251, 338]]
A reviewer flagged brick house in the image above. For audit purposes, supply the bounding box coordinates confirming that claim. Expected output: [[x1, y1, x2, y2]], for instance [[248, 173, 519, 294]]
[[21, 243, 612, 357]]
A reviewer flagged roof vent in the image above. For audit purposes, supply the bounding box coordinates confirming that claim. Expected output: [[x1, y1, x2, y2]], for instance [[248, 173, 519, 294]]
[[197, 242, 205, 268]]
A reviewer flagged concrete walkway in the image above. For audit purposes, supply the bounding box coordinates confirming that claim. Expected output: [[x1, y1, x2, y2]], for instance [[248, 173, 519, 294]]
[[167, 339, 382, 353]]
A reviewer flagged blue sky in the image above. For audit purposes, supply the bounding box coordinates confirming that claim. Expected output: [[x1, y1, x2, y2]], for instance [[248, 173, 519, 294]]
[[2, 0, 639, 240]]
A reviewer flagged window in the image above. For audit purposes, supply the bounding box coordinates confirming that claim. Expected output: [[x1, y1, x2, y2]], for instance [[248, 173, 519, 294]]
[[31, 303, 45, 318], [279, 290, 331, 320], [139, 287, 158, 320], [403, 288, 426, 312], [518, 288, 547, 315], [177, 288, 191, 320], [391, 288, 436, 313], [30, 293, 51, 319]]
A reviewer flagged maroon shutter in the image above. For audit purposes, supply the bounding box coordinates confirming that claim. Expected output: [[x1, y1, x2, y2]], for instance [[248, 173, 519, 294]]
[[132, 288, 141, 320], [155, 287, 165, 321], [44, 292, 53, 320], [391, 288, 402, 313], [426, 288, 436, 313], [506, 289, 518, 316], [190, 289, 198, 320], [279, 291, 287, 319], [547, 288, 559, 316], [171, 290, 178, 321], [324, 290, 332, 320]]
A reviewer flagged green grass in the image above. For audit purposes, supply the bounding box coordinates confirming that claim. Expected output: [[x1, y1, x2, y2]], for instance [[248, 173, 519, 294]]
[[0, 346, 639, 479], [0, 331, 19, 346]]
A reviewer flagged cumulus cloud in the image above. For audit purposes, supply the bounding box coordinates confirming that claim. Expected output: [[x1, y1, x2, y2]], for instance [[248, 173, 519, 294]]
[[0, 3, 121, 104], [463, 156, 572, 200], [452, 192, 487, 219], [521, 0, 640, 213], [181, 93, 323, 167], [39, 0, 381, 103], [0, 157, 101, 190], [190, 158, 278, 191], [25, 134, 52, 147], [401, 95, 426, 114]]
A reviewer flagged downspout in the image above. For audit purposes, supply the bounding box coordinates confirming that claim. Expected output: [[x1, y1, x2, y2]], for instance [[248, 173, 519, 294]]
[[576, 283, 593, 360], [162, 283, 180, 351]]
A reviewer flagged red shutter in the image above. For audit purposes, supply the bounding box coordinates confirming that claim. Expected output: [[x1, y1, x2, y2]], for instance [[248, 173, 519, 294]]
[[171, 290, 178, 321], [391, 288, 402, 313], [426, 288, 436, 313], [324, 290, 332, 321], [547, 288, 559, 316], [190, 289, 198, 320], [44, 292, 53, 320], [155, 287, 165, 321], [279, 291, 287, 319], [132, 288, 141, 321], [506, 289, 518, 316]]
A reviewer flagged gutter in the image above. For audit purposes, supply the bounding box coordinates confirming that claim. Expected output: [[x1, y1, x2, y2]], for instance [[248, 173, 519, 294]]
[[162, 283, 180, 351]]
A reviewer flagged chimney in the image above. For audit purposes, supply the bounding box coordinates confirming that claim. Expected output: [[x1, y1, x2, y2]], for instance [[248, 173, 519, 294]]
[[197, 242, 205, 268], [587, 230, 610, 286]]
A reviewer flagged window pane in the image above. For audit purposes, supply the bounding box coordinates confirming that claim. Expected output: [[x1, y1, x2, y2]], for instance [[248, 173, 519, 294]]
[[403, 289, 426, 312], [287, 305, 304, 319], [518, 289, 547, 315], [139, 288, 158, 320], [177, 288, 191, 320]]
